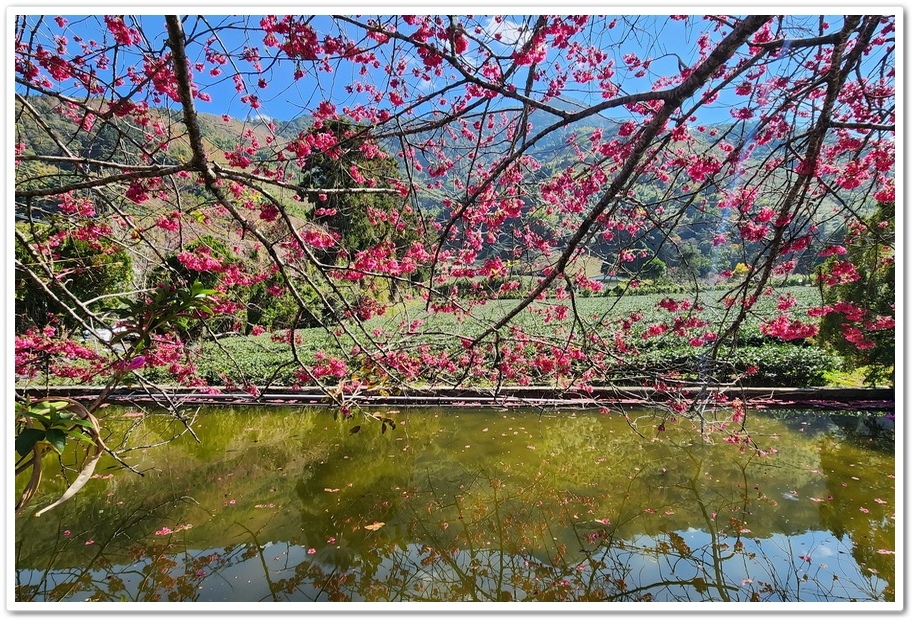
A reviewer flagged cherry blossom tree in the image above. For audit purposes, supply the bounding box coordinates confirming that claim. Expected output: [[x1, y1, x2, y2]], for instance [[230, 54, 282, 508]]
[[14, 13, 896, 506]]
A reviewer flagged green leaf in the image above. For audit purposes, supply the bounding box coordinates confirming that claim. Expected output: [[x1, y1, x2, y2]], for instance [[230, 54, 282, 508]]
[[16, 428, 45, 457], [65, 429, 97, 446], [349, 425, 361, 434], [27, 404, 53, 417], [44, 429, 67, 455], [26, 400, 69, 419]]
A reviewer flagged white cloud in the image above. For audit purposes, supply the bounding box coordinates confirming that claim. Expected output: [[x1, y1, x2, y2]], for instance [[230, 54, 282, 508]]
[[482, 16, 532, 50], [247, 111, 273, 124]]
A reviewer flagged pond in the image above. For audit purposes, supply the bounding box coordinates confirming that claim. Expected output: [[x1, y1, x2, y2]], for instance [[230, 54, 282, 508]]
[[13, 405, 896, 604]]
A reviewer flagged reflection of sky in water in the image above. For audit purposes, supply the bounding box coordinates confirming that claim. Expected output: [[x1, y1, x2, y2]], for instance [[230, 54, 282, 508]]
[[623, 530, 886, 602], [17, 528, 888, 603]]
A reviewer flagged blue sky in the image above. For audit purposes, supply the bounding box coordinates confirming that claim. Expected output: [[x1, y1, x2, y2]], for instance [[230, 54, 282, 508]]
[[20, 13, 854, 125]]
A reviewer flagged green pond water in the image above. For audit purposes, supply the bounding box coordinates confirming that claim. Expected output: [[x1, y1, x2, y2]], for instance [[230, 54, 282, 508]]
[[14, 405, 895, 603]]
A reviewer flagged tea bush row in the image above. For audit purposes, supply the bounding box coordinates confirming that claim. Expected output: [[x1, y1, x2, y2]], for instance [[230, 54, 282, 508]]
[[602, 343, 839, 387], [28, 287, 836, 389]]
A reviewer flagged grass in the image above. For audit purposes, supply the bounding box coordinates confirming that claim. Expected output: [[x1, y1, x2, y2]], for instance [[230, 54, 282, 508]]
[[822, 367, 870, 387]]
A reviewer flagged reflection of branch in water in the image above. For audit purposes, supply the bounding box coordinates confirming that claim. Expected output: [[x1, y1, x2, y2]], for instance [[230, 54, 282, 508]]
[[232, 521, 280, 601], [18, 494, 203, 601], [16, 407, 894, 603]]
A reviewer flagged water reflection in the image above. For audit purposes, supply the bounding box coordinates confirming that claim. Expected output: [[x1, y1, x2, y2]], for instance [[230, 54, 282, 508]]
[[14, 407, 895, 603]]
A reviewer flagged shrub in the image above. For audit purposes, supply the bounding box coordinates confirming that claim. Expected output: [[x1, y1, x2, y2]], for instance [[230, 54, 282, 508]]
[[192, 337, 299, 387], [604, 343, 838, 387]]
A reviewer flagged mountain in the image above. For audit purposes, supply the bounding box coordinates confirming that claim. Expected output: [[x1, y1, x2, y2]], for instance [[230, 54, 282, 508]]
[[16, 94, 858, 281]]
